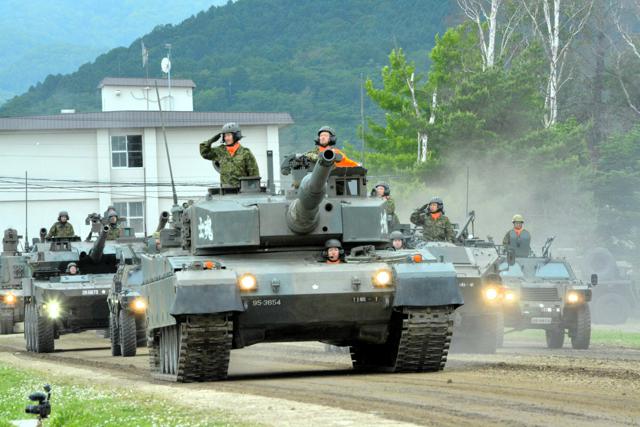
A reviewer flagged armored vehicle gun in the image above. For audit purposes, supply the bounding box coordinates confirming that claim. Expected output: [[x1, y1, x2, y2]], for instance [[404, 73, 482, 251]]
[[0, 228, 29, 334], [141, 149, 462, 381], [500, 237, 595, 349], [23, 225, 122, 353], [405, 211, 505, 353]]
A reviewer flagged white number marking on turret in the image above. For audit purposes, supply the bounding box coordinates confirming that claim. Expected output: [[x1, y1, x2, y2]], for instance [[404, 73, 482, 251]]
[[380, 211, 388, 235], [198, 215, 214, 241]]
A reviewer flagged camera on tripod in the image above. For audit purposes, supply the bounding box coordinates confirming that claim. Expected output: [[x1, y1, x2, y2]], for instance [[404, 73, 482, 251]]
[[24, 384, 52, 420]]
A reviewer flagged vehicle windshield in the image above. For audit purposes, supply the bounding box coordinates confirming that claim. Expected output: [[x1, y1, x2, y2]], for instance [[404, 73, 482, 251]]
[[535, 262, 572, 280]]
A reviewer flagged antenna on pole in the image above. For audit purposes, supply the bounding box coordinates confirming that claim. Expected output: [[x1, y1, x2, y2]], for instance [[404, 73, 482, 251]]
[[154, 83, 178, 206], [360, 73, 366, 167], [465, 166, 470, 215], [24, 171, 29, 252]]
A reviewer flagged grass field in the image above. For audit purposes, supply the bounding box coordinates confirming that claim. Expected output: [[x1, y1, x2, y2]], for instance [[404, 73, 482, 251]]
[[0, 363, 240, 427], [504, 326, 640, 349]]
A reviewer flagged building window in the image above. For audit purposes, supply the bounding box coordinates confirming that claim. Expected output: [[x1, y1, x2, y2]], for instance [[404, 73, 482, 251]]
[[112, 201, 145, 234], [111, 135, 143, 168]]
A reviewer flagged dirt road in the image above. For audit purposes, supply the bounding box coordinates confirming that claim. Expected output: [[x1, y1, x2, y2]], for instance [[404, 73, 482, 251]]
[[1, 332, 638, 426]]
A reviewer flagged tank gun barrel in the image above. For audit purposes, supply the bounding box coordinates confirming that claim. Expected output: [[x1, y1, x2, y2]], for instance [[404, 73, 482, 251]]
[[39, 228, 47, 243], [156, 211, 170, 232], [286, 149, 336, 234], [89, 226, 109, 262]]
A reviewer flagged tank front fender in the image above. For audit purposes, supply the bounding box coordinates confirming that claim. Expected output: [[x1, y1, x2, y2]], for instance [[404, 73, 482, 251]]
[[393, 263, 463, 308], [170, 282, 244, 316]]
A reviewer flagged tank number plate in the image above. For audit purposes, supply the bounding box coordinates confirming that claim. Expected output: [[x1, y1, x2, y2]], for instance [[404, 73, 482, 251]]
[[353, 296, 381, 303], [531, 317, 552, 324], [251, 299, 282, 307], [82, 289, 100, 295]]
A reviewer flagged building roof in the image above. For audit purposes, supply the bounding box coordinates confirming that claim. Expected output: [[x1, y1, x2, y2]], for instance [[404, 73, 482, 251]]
[[98, 77, 196, 89], [0, 111, 294, 131]]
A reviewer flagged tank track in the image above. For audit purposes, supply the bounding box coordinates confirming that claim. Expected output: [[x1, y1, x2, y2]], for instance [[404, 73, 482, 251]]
[[393, 307, 454, 372], [149, 314, 232, 382]]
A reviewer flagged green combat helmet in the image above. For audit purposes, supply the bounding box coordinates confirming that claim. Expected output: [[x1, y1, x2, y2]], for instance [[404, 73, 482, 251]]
[[212, 122, 243, 143]]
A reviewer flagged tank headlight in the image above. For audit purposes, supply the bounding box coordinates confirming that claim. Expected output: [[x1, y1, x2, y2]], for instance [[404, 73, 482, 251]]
[[504, 290, 517, 303], [566, 291, 580, 304], [484, 287, 499, 301], [45, 301, 61, 319], [131, 297, 147, 313], [3, 293, 16, 305], [238, 273, 258, 292], [372, 269, 393, 287]]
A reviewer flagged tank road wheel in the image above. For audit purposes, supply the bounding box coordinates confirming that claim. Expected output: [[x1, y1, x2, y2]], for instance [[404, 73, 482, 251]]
[[545, 327, 565, 349], [33, 304, 54, 353], [351, 306, 454, 373], [593, 294, 630, 325], [150, 314, 233, 382], [570, 305, 591, 350], [0, 309, 13, 334], [119, 310, 137, 357], [109, 312, 121, 356]]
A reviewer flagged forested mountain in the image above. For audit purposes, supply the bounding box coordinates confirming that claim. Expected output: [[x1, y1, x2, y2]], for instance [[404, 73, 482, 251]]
[[0, 0, 454, 152], [0, 0, 226, 104]]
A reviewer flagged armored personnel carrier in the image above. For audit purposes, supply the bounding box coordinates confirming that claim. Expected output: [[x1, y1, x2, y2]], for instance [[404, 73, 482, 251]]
[[406, 211, 505, 353], [23, 225, 121, 353], [500, 238, 595, 349], [0, 229, 29, 334], [140, 149, 462, 381]]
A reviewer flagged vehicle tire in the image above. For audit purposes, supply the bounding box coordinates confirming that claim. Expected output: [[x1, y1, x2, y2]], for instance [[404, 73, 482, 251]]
[[24, 303, 34, 351], [469, 314, 499, 354], [571, 305, 591, 350], [34, 305, 54, 353], [545, 327, 565, 349], [593, 293, 630, 325], [136, 316, 147, 348], [0, 309, 13, 334], [109, 312, 121, 356], [119, 310, 137, 357]]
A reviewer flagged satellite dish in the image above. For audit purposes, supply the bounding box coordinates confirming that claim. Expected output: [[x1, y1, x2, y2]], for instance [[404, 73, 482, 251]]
[[161, 57, 171, 73]]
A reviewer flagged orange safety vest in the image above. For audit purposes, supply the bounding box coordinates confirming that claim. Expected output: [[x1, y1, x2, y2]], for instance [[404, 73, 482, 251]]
[[319, 146, 360, 168]]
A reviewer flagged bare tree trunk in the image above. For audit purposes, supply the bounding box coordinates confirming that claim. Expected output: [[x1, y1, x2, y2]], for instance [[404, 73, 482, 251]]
[[613, 0, 640, 116], [407, 72, 430, 163]]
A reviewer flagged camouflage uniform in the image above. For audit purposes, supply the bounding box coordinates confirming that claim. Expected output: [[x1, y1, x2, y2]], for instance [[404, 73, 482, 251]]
[[383, 196, 399, 225], [410, 211, 454, 242], [199, 141, 260, 187], [46, 222, 75, 239], [105, 225, 122, 241]]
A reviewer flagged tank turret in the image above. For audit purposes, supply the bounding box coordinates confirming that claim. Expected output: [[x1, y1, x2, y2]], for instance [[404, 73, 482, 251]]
[[156, 211, 170, 233], [2, 228, 21, 256], [89, 226, 109, 262], [286, 149, 336, 234]]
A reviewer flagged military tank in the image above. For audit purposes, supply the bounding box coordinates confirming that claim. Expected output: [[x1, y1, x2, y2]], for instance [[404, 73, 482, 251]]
[[405, 211, 505, 353], [107, 214, 167, 357], [0, 229, 29, 334], [140, 149, 462, 382], [22, 225, 120, 353], [500, 237, 595, 349]]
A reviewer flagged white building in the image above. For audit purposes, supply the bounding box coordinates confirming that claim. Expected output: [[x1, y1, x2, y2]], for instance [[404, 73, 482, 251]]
[[99, 77, 195, 112], [0, 77, 293, 241]]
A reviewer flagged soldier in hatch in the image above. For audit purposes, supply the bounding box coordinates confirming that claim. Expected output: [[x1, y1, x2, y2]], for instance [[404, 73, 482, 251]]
[[305, 126, 359, 168], [199, 122, 260, 187], [389, 231, 406, 250], [46, 211, 75, 239], [503, 214, 531, 257], [105, 208, 123, 241], [323, 239, 345, 264], [410, 197, 454, 243], [374, 182, 399, 227]]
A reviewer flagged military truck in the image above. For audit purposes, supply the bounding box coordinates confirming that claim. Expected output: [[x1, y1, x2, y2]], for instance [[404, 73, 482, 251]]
[[0, 229, 29, 334], [406, 211, 505, 353], [500, 238, 595, 349], [140, 149, 463, 382], [22, 226, 120, 353], [107, 214, 166, 357]]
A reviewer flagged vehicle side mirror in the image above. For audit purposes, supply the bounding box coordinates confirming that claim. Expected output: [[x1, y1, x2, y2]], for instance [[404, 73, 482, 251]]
[[507, 249, 516, 266], [590, 273, 598, 286]]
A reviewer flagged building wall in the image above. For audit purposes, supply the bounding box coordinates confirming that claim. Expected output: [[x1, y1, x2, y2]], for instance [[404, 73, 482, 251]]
[[101, 85, 193, 112]]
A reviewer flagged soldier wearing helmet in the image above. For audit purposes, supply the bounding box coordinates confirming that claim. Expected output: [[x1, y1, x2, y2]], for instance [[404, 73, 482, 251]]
[[503, 214, 531, 257], [105, 208, 123, 240], [410, 197, 454, 242], [323, 238, 344, 264], [389, 231, 406, 250], [305, 126, 359, 168], [374, 182, 399, 227], [199, 122, 260, 187], [46, 211, 75, 239]]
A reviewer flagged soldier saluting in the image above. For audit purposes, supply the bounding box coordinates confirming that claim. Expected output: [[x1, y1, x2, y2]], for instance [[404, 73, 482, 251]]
[[200, 122, 260, 187], [410, 197, 454, 243], [46, 211, 75, 239]]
